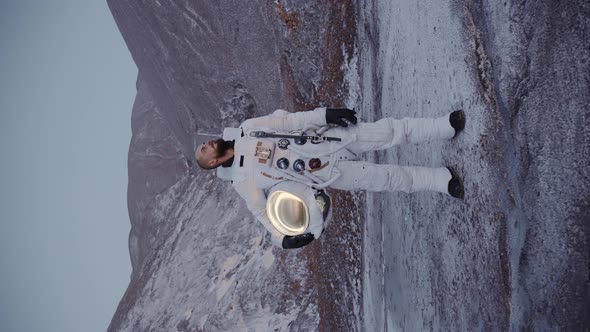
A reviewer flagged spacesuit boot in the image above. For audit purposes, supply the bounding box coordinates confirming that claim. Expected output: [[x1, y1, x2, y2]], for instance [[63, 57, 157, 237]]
[[449, 110, 465, 137], [447, 167, 464, 199]]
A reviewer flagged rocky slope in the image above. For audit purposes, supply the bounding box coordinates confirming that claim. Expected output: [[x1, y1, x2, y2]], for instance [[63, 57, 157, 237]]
[[108, 1, 362, 331]]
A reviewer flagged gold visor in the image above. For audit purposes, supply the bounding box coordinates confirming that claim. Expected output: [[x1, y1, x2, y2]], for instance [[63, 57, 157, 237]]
[[266, 190, 309, 236]]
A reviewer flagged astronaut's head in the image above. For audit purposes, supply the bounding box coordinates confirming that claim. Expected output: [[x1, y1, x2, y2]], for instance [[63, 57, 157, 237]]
[[195, 138, 233, 169]]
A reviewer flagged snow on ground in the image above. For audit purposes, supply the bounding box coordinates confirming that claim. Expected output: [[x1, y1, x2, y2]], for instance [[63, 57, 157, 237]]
[[358, 1, 496, 329], [357, 0, 589, 330]]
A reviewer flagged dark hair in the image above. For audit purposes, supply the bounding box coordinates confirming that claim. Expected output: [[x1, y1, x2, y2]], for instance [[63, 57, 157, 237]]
[[195, 138, 233, 170]]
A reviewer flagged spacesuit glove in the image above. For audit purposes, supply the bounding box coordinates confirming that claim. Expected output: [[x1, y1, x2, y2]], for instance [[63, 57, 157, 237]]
[[282, 233, 315, 249], [326, 108, 357, 127]]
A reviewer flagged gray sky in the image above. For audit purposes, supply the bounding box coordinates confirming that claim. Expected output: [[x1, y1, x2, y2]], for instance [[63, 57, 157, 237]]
[[0, 1, 136, 331]]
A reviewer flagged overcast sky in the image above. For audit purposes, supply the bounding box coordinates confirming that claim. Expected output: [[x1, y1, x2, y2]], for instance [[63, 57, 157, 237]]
[[0, 1, 136, 331]]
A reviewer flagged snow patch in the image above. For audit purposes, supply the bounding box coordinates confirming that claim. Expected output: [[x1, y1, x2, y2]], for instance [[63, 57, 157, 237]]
[[342, 45, 361, 110], [261, 249, 275, 269], [198, 314, 209, 330]]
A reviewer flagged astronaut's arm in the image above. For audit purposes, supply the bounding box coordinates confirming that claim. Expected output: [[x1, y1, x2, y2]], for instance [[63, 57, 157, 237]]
[[241, 107, 327, 131]]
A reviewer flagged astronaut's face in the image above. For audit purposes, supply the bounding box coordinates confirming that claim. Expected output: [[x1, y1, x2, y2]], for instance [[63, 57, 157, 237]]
[[195, 138, 230, 169]]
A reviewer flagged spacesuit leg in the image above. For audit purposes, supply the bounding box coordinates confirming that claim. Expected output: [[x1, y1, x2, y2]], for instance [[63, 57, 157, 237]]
[[329, 161, 451, 194], [327, 113, 455, 154]]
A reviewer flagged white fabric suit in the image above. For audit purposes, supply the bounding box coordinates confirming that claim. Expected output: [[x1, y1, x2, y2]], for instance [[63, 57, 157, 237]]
[[220, 107, 455, 247]]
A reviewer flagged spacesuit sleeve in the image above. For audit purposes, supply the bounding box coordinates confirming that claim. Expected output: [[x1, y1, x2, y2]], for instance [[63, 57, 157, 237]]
[[233, 179, 285, 247], [240, 107, 327, 131]]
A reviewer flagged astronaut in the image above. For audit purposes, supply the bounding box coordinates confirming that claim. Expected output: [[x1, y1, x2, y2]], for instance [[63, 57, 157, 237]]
[[195, 107, 465, 249]]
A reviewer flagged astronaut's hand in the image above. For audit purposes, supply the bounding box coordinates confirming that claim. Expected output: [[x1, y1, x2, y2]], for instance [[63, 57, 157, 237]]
[[326, 108, 357, 127], [282, 233, 315, 249]]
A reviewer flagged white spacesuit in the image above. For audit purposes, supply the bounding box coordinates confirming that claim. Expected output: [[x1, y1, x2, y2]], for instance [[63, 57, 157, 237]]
[[216, 107, 459, 247]]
